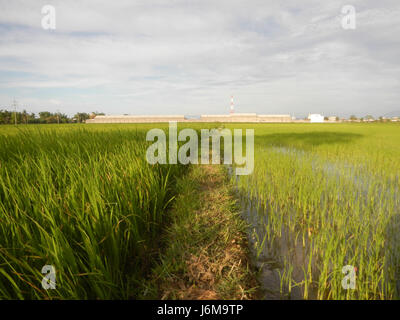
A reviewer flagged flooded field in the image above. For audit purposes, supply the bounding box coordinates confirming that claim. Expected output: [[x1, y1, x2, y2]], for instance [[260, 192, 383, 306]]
[[227, 124, 400, 300]]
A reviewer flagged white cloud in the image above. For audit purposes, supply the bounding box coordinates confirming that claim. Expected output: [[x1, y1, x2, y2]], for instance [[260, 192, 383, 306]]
[[0, 0, 399, 117]]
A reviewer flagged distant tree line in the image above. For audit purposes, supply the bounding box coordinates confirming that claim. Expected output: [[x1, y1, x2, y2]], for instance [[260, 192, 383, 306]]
[[348, 115, 399, 122], [0, 110, 105, 124]]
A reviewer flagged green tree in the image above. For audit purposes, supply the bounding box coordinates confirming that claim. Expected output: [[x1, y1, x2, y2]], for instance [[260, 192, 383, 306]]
[[74, 113, 90, 123]]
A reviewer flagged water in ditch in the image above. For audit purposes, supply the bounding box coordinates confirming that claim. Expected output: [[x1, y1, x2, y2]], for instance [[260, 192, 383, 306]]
[[242, 196, 318, 299], [228, 165, 316, 299]]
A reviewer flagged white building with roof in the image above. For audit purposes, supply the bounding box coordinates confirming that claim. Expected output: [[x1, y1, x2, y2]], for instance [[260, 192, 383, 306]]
[[308, 114, 324, 123]]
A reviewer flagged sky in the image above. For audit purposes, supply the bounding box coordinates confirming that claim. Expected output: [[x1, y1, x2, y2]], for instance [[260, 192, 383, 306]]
[[0, 0, 399, 118]]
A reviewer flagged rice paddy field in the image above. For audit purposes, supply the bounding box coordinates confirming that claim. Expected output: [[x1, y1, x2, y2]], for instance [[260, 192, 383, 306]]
[[229, 123, 400, 300], [0, 124, 187, 299], [0, 123, 399, 300]]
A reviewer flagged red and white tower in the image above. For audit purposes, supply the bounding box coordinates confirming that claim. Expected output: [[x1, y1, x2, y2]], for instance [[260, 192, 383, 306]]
[[230, 95, 234, 114]]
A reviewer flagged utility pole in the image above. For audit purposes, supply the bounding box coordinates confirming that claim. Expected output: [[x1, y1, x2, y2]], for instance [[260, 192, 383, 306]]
[[12, 98, 17, 125], [57, 109, 60, 124]]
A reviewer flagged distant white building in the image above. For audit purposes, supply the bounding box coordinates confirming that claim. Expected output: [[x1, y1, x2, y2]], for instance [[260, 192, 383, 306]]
[[328, 116, 337, 122], [308, 114, 324, 123]]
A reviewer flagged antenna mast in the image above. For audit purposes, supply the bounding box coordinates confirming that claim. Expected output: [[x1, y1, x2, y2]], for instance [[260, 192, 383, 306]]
[[230, 95, 234, 114]]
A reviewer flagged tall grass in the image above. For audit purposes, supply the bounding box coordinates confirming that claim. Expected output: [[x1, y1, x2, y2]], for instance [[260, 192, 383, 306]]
[[0, 125, 185, 299]]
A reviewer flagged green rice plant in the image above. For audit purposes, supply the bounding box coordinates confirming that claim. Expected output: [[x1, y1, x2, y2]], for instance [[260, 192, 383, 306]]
[[228, 123, 400, 300], [0, 124, 186, 299]]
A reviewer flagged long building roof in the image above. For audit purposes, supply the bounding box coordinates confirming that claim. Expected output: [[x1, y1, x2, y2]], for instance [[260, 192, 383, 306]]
[[94, 115, 185, 118], [86, 113, 293, 123]]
